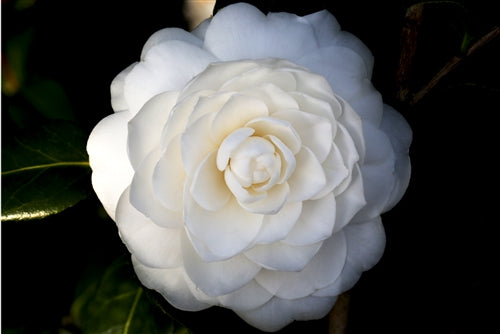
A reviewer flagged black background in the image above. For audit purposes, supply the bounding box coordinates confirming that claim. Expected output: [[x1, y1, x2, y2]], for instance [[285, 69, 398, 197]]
[[2, 0, 498, 333]]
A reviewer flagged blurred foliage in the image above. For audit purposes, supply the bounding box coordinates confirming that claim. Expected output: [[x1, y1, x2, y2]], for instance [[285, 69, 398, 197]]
[[69, 256, 193, 334]]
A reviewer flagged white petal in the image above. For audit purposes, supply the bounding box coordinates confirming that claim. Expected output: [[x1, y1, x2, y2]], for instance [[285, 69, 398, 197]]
[[253, 201, 302, 244], [184, 183, 263, 259], [296, 46, 368, 101], [141, 27, 203, 60], [236, 295, 336, 332], [116, 188, 182, 268], [284, 193, 336, 246], [289, 91, 337, 123], [216, 127, 255, 171], [87, 111, 134, 220], [131, 256, 210, 311], [287, 146, 327, 202], [153, 135, 185, 212], [245, 241, 322, 272], [124, 40, 216, 115], [220, 66, 297, 92], [354, 121, 396, 221], [111, 63, 136, 112], [181, 112, 217, 177], [130, 148, 183, 228], [303, 9, 341, 45], [178, 61, 257, 99], [181, 233, 261, 297], [204, 3, 318, 61], [210, 94, 269, 143], [379, 104, 412, 211], [190, 151, 231, 211], [224, 169, 266, 204], [127, 91, 179, 169], [160, 89, 214, 149], [239, 182, 290, 215], [313, 217, 385, 297], [347, 85, 383, 126], [246, 117, 301, 155], [268, 135, 296, 183], [336, 97, 365, 161], [332, 30, 374, 79], [241, 83, 299, 114], [332, 165, 366, 233], [191, 17, 211, 40], [274, 109, 332, 163], [255, 231, 346, 300], [218, 280, 273, 311], [311, 143, 349, 199]]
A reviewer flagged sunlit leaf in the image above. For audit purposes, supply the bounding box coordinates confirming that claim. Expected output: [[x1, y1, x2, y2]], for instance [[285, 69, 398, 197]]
[[71, 256, 193, 334], [1, 120, 91, 221]]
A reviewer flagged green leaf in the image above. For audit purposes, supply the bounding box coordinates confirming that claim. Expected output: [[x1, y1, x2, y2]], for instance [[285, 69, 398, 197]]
[[71, 256, 193, 334], [22, 77, 76, 121], [1, 120, 91, 221]]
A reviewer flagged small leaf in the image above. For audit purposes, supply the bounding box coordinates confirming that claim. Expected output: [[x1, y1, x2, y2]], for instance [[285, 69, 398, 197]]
[[1, 120, 91, 221], [71, 256, 193, 334]]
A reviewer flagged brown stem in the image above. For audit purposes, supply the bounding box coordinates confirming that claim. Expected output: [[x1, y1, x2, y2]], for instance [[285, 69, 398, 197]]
[[328, 292, 351, 334], [396, 3, 425, 102], [410, 25, 500, 105]]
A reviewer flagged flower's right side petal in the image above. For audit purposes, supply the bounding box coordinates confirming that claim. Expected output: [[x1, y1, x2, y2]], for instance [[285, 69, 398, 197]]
[[87, 111, 134, 220], [131, 256, 211, 311], [303, 10, 341, 47]]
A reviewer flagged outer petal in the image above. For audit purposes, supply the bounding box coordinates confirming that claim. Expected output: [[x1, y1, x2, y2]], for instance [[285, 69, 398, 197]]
[[254, 231, 346, 300], [236, 295, 337, 332], [124, 40, 216, 115], [218, 280, 273, 311], [116, 188, 182, 268], [111, 63, 136, 112], [313, 217, 385, 297], [87, 111, 134, 220], [181, 234, 261, 297], [131, 256, 210, 311], [127, 91, 179, 169], [204, 3, 318, 61], [296, 46, 369, 101], [140, 27, 203, 59], [303, 10, 341, 47], [379, 105, 412, 211], [354, 121, 396, 221], [245, 241, 322, 272]]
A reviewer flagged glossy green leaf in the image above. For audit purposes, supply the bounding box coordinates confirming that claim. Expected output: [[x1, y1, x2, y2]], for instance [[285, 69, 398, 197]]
[[72, 256, 193, 334], [1, 120, 91, 221]]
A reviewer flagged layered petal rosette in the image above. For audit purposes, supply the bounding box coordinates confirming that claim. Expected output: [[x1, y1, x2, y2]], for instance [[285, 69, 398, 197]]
[[87, 3, 412, 332]]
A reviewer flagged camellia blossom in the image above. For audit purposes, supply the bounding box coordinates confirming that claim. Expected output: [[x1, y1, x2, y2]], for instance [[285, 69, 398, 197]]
[[87, 3, 411, 332]]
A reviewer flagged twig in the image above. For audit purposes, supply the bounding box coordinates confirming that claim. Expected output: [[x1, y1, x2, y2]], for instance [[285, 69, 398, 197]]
[[328, 292, 351, 334], [411, 25, 500, 105]]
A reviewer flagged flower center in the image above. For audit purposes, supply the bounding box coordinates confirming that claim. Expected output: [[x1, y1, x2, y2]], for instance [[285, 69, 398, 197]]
[[229, 136, 280, 190]]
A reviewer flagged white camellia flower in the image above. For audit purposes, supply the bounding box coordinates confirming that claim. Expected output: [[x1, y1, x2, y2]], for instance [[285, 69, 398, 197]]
[[87, 3, 411, 332]]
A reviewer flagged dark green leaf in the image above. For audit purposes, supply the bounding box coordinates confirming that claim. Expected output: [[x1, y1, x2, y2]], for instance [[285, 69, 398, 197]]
[[1, 120, 91, 221], [22, 77, 76, 121], [71, 256, 193, 334]]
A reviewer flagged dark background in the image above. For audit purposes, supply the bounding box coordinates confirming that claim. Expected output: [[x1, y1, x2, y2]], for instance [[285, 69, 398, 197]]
[[2, 0, 498, 333]]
